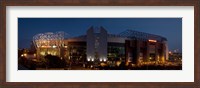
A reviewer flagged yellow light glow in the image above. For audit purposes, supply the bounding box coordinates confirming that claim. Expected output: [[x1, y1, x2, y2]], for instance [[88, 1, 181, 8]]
[[34, 54, 36, 57], [46, 46, 51, 48], [23, 53, 27, 57], [161, 56, 165, 63], [52, 45, 57, 48], [125, 62, 129, 66], [100, 63, 107, 67], [116, 61, 121, 66], [40, 52, 45, 56], [148, 39, 157, 42], [32, 59, 37, 61]]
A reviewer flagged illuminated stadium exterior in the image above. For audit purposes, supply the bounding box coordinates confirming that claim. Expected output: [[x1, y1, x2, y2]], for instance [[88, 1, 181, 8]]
[[33, 26, 168, 65]]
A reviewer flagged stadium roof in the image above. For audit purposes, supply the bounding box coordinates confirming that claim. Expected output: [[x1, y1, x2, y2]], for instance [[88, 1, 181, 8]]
[[68, 29, 167, 42], [118, 29, 167, 41]]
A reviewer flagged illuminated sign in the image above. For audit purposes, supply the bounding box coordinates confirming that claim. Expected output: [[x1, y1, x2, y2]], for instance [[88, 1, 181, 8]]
[[148, 39, 157, 42]]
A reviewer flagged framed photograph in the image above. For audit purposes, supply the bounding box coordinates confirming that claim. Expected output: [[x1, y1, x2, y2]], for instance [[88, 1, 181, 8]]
[[0, 0, 199, 88]]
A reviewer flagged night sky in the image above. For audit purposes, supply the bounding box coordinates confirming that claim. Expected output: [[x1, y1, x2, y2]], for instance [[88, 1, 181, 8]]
[[18, 18, 182, 52]]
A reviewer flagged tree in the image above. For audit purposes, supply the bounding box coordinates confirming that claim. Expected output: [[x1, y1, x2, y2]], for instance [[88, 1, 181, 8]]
[[44, 55, 66, 68]]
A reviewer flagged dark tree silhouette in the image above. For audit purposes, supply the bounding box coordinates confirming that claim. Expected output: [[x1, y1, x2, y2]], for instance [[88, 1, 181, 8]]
[[45, 55, 66, 68]]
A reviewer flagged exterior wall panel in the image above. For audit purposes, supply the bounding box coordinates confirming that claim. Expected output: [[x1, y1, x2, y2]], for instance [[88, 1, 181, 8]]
[[99, 28, 107, 61], [86, 27, 95, 61]]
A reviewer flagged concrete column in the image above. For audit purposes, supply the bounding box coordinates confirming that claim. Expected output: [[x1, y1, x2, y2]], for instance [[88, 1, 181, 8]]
[[155, 43, 158, 62], [86, 27, 95, 61], [60, 47, 64, 59], [136, 40, 140, 64], [125, 40, 130, 63], [146, 41, 150, 62], [164, 41, 169, 61], [99, 27, 107, 61]]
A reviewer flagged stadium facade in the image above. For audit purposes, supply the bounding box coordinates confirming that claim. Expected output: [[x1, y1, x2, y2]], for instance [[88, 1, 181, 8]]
[[33, 26, 168, 65]]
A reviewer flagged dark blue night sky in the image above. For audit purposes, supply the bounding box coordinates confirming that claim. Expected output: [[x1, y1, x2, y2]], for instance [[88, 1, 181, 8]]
[[18, 18, 182, 52]]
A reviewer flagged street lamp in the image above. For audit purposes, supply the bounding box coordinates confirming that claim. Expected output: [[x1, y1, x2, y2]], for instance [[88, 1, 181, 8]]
[[100, 59, 102, 62], [91, 58, 94, 62], [103, 58, 106, 62], [87, 58, 90, 61]]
